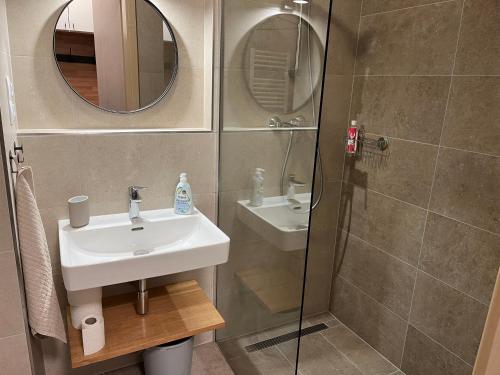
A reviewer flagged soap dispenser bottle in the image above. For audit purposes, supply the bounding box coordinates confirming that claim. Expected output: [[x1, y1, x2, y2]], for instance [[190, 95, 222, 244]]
[[174, 173, 193, 215], [249, 168, 265, 207]]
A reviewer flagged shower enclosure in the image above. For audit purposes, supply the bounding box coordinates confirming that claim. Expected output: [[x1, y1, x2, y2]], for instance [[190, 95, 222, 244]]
[[215, 0, 330, 373], [216, 0, 498, 374]]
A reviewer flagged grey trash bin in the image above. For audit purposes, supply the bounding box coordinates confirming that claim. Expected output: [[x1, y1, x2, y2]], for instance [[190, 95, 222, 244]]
[[143, 336, 194, 375]]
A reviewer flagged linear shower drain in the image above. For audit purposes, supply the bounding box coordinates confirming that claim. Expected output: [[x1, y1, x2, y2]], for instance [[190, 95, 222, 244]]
[[245, 323, 328, 352]]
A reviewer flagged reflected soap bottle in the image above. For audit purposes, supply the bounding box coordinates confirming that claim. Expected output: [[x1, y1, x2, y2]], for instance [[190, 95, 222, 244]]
[[249, 168, 265, 207], [174, 173, 193, 215]]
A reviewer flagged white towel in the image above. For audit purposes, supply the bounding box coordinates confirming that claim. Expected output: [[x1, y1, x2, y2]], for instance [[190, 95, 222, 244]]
[[15, 166, 66, 343]]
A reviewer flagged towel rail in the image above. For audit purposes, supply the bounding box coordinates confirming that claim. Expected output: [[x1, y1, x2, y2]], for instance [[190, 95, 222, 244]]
[[9, 142, 24, 174]]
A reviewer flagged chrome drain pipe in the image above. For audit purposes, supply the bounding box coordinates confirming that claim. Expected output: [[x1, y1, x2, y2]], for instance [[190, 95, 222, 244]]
[[136, 279, 149, 315]]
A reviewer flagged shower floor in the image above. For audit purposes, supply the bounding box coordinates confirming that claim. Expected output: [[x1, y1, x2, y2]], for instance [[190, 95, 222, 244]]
[[218, 312, 405, 375]]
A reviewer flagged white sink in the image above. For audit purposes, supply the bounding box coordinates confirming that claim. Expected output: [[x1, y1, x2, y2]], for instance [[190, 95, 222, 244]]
[[237, 194, 310, 251], [59, 208, 230, 292]]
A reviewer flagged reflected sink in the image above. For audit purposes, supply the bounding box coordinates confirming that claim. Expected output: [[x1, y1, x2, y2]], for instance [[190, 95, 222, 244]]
[[237, 193, 310, 251], [59, 208, 230, 291]]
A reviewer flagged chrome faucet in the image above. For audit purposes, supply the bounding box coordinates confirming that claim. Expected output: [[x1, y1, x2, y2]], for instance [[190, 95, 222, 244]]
[[129, 186, 147, 221], [287, 174, 306, 205]]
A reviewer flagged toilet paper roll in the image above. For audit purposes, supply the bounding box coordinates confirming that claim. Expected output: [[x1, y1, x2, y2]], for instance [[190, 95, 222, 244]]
[[71, 303, 103, 329], [81, 315, 105, 356]]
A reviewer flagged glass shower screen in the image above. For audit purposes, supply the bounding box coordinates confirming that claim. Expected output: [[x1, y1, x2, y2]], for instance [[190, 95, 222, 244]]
[[215, 1, 331, 373]]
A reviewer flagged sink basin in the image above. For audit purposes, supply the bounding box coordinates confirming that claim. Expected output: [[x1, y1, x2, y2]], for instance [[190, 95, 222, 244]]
[[237, 194, 310, 251], [59, 208, 230, 291]]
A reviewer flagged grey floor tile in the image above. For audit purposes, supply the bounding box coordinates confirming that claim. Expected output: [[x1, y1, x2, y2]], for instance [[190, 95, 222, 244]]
[[322, 325, 398, 375], [103, 365, 144, 375], [265, 320, 310, 339], [192, 343, 234, 375], [227, 347, 294, 375], [218, 331, 271, 360], [305, 312, 340, 327], [279, 333, 364, 375]]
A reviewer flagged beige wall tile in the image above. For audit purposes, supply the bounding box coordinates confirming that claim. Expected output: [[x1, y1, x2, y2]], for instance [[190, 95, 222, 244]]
[[441, 77, 500, 156], [12, 58, 206, 130], [430, 148, 500, 234], [219, 130, 316, 192], [320, 75, 352, 182], [5, 0, 66, 57], [331, 276, 407, 365], [361, 0, 444, 15], [351, 76, 450, 144], [356, 1, 461, 75], [344, 137, 438, 207], [304, 183, 340, 315], [454, 0, 500, 75], [0, 251, 25, 337], [157, 0, 206, 70], [409, 271, 488, 365], [11, 56, 75, 130], [326, 0, 499, 373], [19, 135, 84, 210], [6, 0, 213, 130], [0, 49, 17, 143], [21, 133, 216, 210], [336, 231, 417, 319], [20, 130, 217, 373], [421, 212, 500, 305], [0, 154, 13, 253], [401, 325, 473, 375], [326, 0, 362, 76], [221, 68, 318, 130], [0, 334, 32, 375], [339, 184, 426, 265], [0, 0, 10, 54]]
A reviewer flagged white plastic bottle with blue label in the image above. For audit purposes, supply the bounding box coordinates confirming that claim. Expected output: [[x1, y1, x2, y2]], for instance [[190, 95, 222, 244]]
[[174, 173, 193, 215]]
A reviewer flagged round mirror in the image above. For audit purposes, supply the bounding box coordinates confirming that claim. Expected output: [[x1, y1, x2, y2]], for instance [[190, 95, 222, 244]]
[[53, 0, 178, 113], [243, 14, 323, 115]]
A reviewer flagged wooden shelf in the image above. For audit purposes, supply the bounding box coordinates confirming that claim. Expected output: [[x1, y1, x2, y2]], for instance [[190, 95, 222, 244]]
[[67, 280, 225, 368]]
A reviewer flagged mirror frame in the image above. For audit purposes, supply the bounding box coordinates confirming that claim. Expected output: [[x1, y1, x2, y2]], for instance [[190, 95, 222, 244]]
[[52, 0, 179, 114]]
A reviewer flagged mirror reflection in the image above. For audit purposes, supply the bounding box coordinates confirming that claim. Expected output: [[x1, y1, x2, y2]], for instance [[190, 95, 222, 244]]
[[54, 0, 178, 113], [243, 14, 322, 115]]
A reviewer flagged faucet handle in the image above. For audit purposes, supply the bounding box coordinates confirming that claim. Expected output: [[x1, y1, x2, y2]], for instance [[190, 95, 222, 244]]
[[129, 186, 147, 200]]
